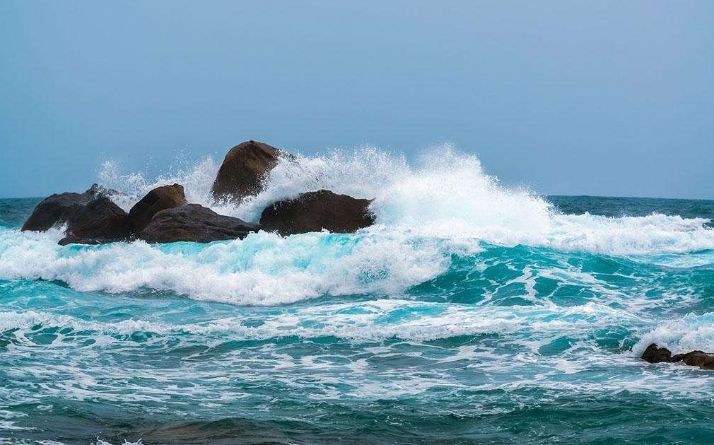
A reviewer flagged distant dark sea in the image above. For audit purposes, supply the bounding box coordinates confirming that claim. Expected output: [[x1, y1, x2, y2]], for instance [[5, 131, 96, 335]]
[[549, 195, 714, 225], [1, 187, 714, 444]]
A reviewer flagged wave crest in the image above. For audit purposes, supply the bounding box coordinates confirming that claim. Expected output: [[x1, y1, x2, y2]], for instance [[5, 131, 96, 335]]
[[1, 145, 712, 304], [95, 145, 714, 255]]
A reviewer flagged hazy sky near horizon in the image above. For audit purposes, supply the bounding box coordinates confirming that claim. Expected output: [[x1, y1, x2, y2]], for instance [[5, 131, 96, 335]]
[[1, 1, 713, 199]]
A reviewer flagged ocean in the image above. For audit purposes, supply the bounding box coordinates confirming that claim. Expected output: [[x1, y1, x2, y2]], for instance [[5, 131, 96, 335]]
[[1, 148, 713, 444]]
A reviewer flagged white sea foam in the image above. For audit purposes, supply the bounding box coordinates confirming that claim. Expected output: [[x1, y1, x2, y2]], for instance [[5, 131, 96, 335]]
[[0, 299, 632, 344], [2, 301, 711, 409], [96, 145, 714, 255], [2, 145, 712, 304], [633, 313, 714, 356], [98, 157, 219, 213], [0, 230, 449, 304]]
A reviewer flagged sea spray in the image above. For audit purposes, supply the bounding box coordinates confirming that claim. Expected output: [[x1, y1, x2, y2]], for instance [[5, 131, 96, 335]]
[[2, 146, 714, 442], [1, 146, 712, 302], [96, 146, 714, 252]]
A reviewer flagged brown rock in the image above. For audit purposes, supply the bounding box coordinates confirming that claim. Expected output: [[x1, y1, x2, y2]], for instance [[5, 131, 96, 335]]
[[129, 184, 187, 232], [671, 351, 714, 370], [58, 196, 131, 245], [641, 343, 672, 363], [21, 185, 107, 231], [211, 140, 282, 202], [259, 190, 374, 236], [642, 343, 714, 370], [139, 204, 259, 243]]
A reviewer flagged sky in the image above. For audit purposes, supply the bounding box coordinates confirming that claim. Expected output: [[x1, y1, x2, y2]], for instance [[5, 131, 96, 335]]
[[1, 1, 713, 199]]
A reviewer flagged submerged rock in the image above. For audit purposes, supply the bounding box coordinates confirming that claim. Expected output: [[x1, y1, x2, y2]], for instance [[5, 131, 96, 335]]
[[59, 196, 131, 245], [21, 185, 105, 231], [671, 350, 714, 370], [259, 189, 374, 235], [641, 343, 714, 370], [211, 140, 283, 202], [139, 204, 259, 243], [129, 184, 187, 232], [641, 343, 672, 363]]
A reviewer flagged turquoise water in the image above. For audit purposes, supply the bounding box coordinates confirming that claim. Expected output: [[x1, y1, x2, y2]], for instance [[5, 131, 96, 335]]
[[2, 151, 714, 444]]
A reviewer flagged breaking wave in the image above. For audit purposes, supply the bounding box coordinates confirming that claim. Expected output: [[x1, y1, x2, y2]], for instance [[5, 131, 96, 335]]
[[1, 145, 712, 304]]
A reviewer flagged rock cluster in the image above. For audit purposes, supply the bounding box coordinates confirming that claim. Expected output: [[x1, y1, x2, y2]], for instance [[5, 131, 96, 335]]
[[641, 343, 714, 370], [22, 140, 375, 244]]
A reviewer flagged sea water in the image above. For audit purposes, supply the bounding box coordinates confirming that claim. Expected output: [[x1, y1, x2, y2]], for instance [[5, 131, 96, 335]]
[[1, 147, 713, 444]]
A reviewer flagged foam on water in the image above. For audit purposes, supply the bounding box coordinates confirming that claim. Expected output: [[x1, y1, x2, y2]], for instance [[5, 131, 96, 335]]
[[0, 299, 633, 344], [634, 312, 714, 356], [2, 145, 714, 443], [0, 145, 711, 304], [0, 229, 452, 304], [96, 145, 714, 253]]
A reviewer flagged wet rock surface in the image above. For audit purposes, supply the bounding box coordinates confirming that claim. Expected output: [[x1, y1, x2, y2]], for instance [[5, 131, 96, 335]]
[[211, 140, 282, 203], [260, 189, 374, 235], [641, 343, 714, 370], [139, 204, 259, 243], [58, 196, 131, 245], [21, 186, 102, 231], [23, 141, 378, 244], [129, 184, 187, 232]]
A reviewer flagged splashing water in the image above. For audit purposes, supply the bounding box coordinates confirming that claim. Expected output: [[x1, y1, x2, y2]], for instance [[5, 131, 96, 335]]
[[1, 146, 714, 444], [96, 145, 713, 254]]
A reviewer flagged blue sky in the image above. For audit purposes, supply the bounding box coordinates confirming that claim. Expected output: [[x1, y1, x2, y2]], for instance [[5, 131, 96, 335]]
[[1, 1, 713, 199]]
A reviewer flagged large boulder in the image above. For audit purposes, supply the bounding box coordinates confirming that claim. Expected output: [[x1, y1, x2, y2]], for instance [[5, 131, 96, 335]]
[[21, 185, 103, 231], [58, 196, 132, 245], [139, 204, 259, 243], [259, 190, 374, 236], [129, 184, 187, 232], [211, 140, 283, 202]]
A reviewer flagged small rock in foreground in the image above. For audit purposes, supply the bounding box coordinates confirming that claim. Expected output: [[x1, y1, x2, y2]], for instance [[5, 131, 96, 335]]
[[641, 343, 672, 363], [671, 350, 714, 370], [641, 343, 714, 370]]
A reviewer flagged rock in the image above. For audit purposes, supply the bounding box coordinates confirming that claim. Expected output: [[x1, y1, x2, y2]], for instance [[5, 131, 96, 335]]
[[129, 184, 187, 232], [641, 343, 714, 370], [21, 184, 107, 231], [671, 351, 714, 370], [259, 190, 374, 235], [139, 204, 259, 243], [211, 140, 283, 202], [641, 343, 672, 363], [58, 196, 131, 245], [87, 183, 122, 198]]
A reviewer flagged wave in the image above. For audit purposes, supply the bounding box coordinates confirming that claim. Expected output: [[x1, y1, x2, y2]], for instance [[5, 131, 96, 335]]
[[1, 145, 712, 304], [634, 313, 714, 356], [0, 230, 452, 304], [1, 228, 710, 306], [96, 145, 714, 255], [0, 299, 636, 344]]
